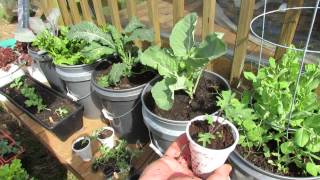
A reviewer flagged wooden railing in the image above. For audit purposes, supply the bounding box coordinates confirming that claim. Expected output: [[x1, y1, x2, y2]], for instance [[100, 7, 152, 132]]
[[38, 0, 304, 86]]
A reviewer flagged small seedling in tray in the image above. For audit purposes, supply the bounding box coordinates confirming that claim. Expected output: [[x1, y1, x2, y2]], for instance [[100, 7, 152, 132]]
[[54, 107, 69, 118]]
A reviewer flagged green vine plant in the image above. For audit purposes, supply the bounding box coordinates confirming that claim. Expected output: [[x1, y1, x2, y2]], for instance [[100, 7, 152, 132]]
[[218, 48, 320, 176], [10, 77, 47, 113], [67, 17, 154, 88], [32, 26, 88, 65], [140, 13, 227, 110]]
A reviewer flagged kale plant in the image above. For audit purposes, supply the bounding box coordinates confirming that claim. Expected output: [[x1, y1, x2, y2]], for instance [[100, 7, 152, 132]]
[[140, 13, 227, 110], [67, 17, 154, 87], [0, 159, 34, 180], [218, 48, 320, 176]]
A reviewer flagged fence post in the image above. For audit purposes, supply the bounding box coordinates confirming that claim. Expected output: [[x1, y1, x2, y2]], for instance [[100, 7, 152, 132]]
[[173, 0, 184, 25], [230, 0, 255, 85], [274, 0, 304, 60], [147, 0, 161, 46], [127, 0, 137, 18], [80, 0, 93, 22], [57, 0, 73, 25], [92, 0, 106, 26], [108, 0, 122, 31], [202, 0, 215, 40], [47, 0, 65, 25], [68, 0, 81, 24]]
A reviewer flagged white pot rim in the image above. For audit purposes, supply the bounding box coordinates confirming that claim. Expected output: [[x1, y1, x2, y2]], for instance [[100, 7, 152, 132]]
[[72, 136, 91, 152], [186, 115, 239, 152], [97, 126, 114, 141]]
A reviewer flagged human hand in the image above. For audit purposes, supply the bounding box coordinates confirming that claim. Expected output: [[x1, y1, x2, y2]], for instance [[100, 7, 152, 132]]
[[140, 134, 232, 180]]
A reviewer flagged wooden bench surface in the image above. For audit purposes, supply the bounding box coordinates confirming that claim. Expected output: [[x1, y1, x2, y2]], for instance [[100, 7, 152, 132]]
[[0, 95, 159, 180]]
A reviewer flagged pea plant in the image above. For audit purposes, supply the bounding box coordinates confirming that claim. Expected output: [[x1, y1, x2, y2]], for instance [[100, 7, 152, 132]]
[[67, 17, 154, 87], [218, 48, 320, 176], [140, 13, 227, 110]]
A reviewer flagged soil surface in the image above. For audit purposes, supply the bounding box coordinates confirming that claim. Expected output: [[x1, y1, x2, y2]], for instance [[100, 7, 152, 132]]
[[74, 139, 89, 150], [98, 129, 113, 139], [189, 120, 234, 149], [1, 76, 77, 127], [95, 62, 156, 89], [236, 141, 309, 177], [145, 76, 227, 120]]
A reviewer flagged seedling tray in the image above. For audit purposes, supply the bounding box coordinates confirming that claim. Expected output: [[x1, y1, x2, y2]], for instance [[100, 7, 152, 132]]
[[0, 74, 84, 141]]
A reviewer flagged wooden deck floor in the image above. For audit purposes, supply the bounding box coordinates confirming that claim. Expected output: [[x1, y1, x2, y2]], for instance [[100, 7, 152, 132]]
[[0, 95, 159, 180]]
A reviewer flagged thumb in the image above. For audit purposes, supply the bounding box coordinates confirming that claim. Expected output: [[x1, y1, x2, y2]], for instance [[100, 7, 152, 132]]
[[206, 164, 232, 180]]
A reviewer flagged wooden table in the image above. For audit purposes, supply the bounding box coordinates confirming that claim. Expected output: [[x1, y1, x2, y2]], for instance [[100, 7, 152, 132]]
[[0, 95, 159, 180]]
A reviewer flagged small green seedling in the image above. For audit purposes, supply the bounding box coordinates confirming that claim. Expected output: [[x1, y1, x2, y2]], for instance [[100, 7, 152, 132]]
[[198, 133, 215, 147], [0, 139, 18, 157], [20, 85, 46, 113], [55, 107, 69, 118], [10, 77, 23, 89]]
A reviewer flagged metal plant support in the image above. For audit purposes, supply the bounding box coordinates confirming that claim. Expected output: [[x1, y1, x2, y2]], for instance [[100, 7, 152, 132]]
[[249, 0, 320, 136]]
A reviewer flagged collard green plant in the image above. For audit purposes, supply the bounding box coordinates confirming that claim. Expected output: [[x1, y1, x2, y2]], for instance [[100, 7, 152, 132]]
[[218, 48, 320, 176], [32, 27, 88, 65], [140, 13, 227, 110], [0, 159, 34, 180], [67, 17, 154, 87]]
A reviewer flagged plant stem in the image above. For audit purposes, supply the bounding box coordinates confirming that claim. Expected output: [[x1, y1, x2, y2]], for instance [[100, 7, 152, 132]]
[[192, 69, 204, 96]]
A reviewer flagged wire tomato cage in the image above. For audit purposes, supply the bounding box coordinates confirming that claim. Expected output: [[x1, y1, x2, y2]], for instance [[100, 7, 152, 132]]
[[249, 0, 320, 136]]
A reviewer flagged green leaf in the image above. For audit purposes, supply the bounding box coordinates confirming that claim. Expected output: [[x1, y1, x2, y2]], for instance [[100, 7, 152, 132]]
[[81, 42, 115, 61], [294, 128, 310, 147], [126, 28, 154, 43], [68, 21, 115, 48], [242, 119, 256, 130], [243, 72, 256, 82], [280, 142, 294, 154], [108, 63, 127, 85], [124, 16, 146, 33], [304, 115, 320, 133], [194, 32, 227, 60], [140, 46, 178, 77], [169, 13, 197, 57], [269, 58, 276, 68], [151, 79, 173, 110], [306, 162, 320, 176], [307, 141, 320, 153]]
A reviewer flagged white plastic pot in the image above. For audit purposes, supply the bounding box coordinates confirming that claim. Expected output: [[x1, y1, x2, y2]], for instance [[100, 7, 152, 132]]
[[97, 126, 115, 148], [72, 136, 92, 162], [186, 115, 239, 179], [0, 64, 25, 87]]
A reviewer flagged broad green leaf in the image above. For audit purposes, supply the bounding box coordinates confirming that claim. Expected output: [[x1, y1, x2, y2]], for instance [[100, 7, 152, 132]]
[[109, 63, 127, 85], [140, 46, 178, 77], [194, 33, 227, 60], [168, 76, 188, 96], [81, 42, 115, 61], [294, 128, 310, 147], [306, 162, 320, 176], [68, 21, 115, 48], [242, 119, 256, 130], [269, 58, 276, 68], [169, 13, 197, 57], [151, 79, 173, 110], [124, 16, 146, 33], [279, 81, 289, 89], [243, 72, 256, 82], [307, 141, 320, 153], [125, 28, 154, 43], [280, 142, 294, 154], [304, 115, 320, 133]]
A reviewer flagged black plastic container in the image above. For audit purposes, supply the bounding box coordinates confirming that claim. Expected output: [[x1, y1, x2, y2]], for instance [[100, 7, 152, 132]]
[[0, 75, 83, 141]]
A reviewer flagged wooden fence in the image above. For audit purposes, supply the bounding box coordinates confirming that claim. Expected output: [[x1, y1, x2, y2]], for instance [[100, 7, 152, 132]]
[[38, 0, 304, 86]]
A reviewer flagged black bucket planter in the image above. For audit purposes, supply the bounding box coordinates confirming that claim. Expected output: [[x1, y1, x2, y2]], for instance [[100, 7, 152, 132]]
[[27, 45, 66, 94], [141, 71, 231, 153], [91, 68, 149, 144], [0, 75, 84, 141], [229, 151, 320, 180], [55, 61, 102, 119]]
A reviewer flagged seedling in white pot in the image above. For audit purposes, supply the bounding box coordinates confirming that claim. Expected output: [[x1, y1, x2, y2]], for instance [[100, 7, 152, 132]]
[[72, 136, 92, 162], [96, 127, 115, 149], [186, 114, 239, 179]]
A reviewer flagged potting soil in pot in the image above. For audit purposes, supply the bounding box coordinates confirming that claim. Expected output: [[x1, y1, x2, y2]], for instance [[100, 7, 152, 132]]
[[73, 139, 89, 150], [98, 129, 113, 139], [145, 77, 222, 120], [189, 120, 234, 149]]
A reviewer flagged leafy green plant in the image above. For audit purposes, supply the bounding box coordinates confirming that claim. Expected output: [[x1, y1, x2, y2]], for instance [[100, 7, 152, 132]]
[[54, 107, 69, 118], [197, 115, 224, 147], [218, 48, 320, 176], [0, 139, 18, 157], [32, 27, 88, 65], [0, 159, 34, 180], [9, 77, 23, 89], [140, 13, 227, 110], [20, 85, 46, 113], [67, 17, 153, 87], [92, 140, 139, 175]]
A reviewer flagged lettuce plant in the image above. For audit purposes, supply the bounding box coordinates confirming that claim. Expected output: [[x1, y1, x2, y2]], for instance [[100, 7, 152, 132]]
[[140, 13, 227, 110], [219, 48, 320, 176], [67, 17, 153, 87]]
